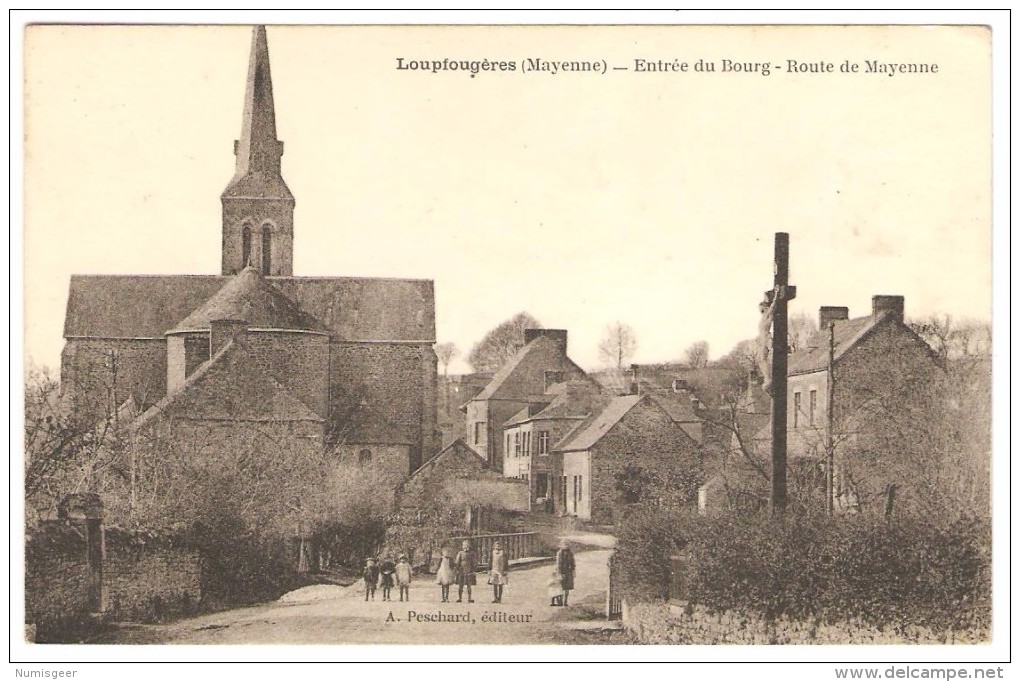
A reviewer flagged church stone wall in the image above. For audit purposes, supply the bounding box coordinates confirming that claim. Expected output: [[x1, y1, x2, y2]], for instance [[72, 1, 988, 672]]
[[329, 342, 436, 473], [241, 331, 330, 418], [61, 339, 167, 415]]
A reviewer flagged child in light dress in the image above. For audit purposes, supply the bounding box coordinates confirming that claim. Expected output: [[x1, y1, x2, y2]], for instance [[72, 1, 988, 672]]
[[547, 569, 564, 606], [436, 548, 455, 602]]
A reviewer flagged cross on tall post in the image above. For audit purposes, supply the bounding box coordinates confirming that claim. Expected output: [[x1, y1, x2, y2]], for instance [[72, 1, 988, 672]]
[[769, 233, 796, 516]]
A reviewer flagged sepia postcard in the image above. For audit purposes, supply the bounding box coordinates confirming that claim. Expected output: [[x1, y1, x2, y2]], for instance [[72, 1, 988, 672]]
[[14, 14, 1007, 671]]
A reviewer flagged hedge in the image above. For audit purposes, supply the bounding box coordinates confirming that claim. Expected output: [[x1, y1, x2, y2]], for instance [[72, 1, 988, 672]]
[[615, 506, 990, 638]]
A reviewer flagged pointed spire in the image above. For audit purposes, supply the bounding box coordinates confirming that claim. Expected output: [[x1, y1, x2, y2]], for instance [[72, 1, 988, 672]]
[[223, 25, 292, 199]]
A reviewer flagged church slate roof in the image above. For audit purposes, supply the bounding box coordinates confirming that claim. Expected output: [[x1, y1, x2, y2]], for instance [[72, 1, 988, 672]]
[[63, 274, 435, 341], [170, 267, 324, 333], [131, 338, 322, 429]]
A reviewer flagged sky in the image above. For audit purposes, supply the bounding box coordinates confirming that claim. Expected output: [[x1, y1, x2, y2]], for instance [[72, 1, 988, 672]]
[[23, 23, 993, 376]]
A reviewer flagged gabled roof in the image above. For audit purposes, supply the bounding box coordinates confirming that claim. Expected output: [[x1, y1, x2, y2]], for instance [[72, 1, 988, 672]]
[[787, 311, 897, 376], [472, 336, 586, 402], [645, 390, 701, 424], [556, 394, 643, 452], [406, 438, 493, 480], [130, 339, 322, 430], [170, 266, 324, 333], [64, 274, 435, 341], [519, 380, 607, 425]]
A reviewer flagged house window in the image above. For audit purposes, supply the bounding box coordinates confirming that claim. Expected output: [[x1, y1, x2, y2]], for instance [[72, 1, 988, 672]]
[[241, 224, 252, 267], [261, 225, 272, 275], [524, 432, 531, 456], [506, 433, 511, 455], [358, 448, 372, 464], [793, 391, 802, 428], [474, 421, 485, 446], [538, 431, 550, 455], [809, 389, 817, 428]]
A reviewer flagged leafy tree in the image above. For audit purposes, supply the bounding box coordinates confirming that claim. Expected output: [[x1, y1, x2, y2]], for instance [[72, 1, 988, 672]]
[[683, 341, 710, 368], [467, 312, 541, 373], [598, 321, 638, 369]]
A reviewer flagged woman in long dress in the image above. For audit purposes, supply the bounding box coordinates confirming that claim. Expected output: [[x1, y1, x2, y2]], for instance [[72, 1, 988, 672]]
[[556, 539, 576, 606], [436, 548, 456, 602]]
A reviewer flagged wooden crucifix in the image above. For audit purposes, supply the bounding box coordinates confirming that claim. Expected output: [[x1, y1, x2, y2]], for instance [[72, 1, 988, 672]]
[[768, 233, 796, 515]]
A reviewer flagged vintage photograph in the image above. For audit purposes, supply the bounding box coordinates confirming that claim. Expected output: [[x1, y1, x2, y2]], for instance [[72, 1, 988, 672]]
[[19, 20, 996, 656]]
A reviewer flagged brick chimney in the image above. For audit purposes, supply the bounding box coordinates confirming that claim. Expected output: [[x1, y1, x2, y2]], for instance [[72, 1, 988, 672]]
[[210, 318, 248, 355], [524, 328, 567, 351], [819, 306, 849, 329], [629, 363, 640, 395], [872, 295, 905, 323]]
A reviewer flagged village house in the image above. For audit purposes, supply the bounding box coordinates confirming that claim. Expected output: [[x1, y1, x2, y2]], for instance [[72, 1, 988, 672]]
[[502, 379, 606, 510], [553, 393, 703, 524], [786, 295, 941, 508], [699, 294, 942, 514], [463, 329, 586, 471], [58, 27, 439, 485]]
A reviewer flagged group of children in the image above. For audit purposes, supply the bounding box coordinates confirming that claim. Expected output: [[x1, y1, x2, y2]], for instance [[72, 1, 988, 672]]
[[362, 554, 413, 601], [361, 540, 509, 604], [363, 539, 575, 606]]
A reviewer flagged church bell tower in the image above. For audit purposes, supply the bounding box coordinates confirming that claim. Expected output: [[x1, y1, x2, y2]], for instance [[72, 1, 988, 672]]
[[221, 26, 294, 276]]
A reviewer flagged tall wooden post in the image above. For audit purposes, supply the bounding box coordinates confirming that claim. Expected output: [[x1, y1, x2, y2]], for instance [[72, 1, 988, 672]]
[[770, 233, 793, 515]]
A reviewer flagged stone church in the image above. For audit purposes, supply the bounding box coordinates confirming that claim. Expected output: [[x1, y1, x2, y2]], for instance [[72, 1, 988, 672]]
[[60, 27, 439, 477]]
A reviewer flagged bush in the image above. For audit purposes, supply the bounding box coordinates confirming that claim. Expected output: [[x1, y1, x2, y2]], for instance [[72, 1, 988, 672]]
[[616, 506, 990, 637]]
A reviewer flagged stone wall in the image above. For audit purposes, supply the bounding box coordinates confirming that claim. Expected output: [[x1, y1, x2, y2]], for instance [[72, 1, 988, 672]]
[[25, 524, 91, 636], [102, 529, 202, 621], [243, 331, 330, 418], [61, 338, 167, 414], [331, 341, 436, 471], [25, 522, 202, 640]]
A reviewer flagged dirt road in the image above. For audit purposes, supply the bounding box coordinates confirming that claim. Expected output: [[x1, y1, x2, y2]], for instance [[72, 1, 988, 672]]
[[102, 546, 615, 645]]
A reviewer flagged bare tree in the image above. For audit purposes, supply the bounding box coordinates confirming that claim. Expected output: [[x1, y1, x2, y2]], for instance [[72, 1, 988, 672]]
[[683, 341, 710, 368], [467, 312, 541, 373], [909, 314, 991, 362], [787, 312, 817, 353], [434, 342, 459, 378], [598, 321, 638, 369]]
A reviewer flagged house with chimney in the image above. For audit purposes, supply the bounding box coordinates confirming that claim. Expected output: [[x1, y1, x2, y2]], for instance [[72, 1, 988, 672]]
[[463, 329, 587, 471], [698, 295, 942, 515], [786, 295, 939, 457]]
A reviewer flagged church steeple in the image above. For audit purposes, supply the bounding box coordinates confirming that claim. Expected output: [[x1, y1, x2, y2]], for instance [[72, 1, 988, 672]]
[[221, 25, 294, 277]]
